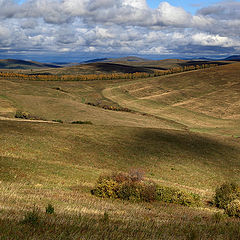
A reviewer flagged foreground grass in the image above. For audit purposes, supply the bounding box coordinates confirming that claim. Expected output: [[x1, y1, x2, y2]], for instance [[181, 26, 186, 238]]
[[1, 120, 240, 238], [1, 207, 240, 240]]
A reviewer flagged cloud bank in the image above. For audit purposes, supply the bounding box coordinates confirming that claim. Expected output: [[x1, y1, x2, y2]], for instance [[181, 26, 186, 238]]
[[0, 0, 239, 61]]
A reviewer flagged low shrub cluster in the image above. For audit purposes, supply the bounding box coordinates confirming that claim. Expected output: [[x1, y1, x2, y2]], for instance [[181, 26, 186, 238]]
[[15, 110, 32, 119], [87, 102, 132, 113], [214, 182, 240, 218], [52, 119, 63, 123], [71, 120, 93, 125], [91, 171, 201, 206], [15, 110, 44, 120], [91, 171, 156, 202]]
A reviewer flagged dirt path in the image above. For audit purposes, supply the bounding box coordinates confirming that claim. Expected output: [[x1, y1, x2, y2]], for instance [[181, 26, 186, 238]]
[[0, 116, 58, 124]]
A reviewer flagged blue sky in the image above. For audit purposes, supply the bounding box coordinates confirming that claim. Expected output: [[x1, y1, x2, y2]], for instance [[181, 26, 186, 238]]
[[147, 0, 222, 13], [1, 0, 240, 62]]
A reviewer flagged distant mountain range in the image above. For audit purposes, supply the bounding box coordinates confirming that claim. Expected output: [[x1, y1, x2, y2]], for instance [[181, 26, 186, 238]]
[[82, 56, 148, 64], [0, 55, 239, 70], [0, 59, 61, 69], [224, 55, 240, 61], [82, 55, 240, 64], [82, 58, 109, 63]]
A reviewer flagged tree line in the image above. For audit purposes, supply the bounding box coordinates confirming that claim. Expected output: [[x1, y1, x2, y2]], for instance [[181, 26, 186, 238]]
[[0, 64, 218, 81]]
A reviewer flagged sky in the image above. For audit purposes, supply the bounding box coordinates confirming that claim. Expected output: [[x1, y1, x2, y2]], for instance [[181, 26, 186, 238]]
[[0, 0, 240, 62]]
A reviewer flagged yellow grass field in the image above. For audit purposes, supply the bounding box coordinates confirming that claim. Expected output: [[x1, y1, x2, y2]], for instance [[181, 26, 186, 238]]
[[0, 62, 240, 239]]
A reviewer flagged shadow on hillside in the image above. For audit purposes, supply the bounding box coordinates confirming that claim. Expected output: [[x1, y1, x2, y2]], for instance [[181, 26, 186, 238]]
[[114, 128, 239, 162], [92, 63, 153, 74]]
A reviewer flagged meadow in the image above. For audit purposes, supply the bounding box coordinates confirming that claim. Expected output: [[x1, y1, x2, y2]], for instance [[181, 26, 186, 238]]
[[0, 60, 240, 239]]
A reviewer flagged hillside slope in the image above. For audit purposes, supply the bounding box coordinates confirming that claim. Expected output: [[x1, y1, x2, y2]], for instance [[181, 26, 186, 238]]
[[103, 63, 240, 135], [0, 119, 240, 238], [0, 59, 61, 69]]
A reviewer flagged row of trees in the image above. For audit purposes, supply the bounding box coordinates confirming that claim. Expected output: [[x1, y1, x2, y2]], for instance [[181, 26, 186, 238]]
[[0, 64, 218, 82]]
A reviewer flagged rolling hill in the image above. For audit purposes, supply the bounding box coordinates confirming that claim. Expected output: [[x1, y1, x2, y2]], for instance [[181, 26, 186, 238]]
[[0, 59, 61, 69], [224, 55, 240, 61], [0, 60, 240, 239]]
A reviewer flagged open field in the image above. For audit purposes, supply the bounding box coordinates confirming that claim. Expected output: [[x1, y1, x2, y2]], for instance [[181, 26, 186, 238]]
[[1, 120, 240, 239], [0, 61, 240, 238], [103, 62, 240, 136]]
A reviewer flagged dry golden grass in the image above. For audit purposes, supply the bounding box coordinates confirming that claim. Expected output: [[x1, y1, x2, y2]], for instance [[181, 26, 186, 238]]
[[1, 62, 240, 238], [103, 63, 240, 135], [0, 119, 240, 238], [0, 77, 183, 129]]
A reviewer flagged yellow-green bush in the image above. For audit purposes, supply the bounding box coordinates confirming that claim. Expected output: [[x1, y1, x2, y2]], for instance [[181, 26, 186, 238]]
[[91, 177, 119, 199], [117, 182, 142, 202], [91, 172, 200, 205], [214, 182, 240, 209], [156, 186, 201, 207], [15, 110, 31, 119], [225, 199, 240, 217], [15, 110, 44, 120], [91, 172, 157, 202]]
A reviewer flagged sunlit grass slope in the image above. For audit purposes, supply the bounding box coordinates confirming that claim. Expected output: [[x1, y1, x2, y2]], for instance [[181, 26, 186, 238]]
[[1, 120, 240, 238], [103, 63, 240, 135], [0, 77, 182, 129]]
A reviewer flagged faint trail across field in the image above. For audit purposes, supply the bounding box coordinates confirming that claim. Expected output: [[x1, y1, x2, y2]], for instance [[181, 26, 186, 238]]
[[0, 116, 58, 123]]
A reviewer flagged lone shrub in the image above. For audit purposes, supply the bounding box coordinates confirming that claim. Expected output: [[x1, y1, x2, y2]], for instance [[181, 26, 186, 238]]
[[45, 204, 54, 214], [102, 211, 109, 223], [214, 182, 240, 209], [225, 199, 240, 217]]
